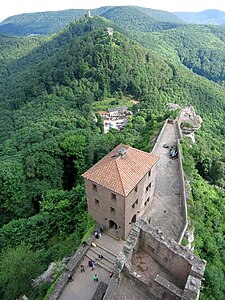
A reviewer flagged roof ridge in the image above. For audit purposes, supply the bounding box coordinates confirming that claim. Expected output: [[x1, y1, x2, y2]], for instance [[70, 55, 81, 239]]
[[115, 159, 126, 196]]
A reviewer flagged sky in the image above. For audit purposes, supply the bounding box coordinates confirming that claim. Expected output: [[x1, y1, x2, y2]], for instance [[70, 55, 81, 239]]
[[1, 0, 225, 21]]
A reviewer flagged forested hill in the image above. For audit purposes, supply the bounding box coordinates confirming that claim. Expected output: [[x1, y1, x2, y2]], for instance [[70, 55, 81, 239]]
[[175, 9, 225, 25], [128, 24, 225, 85], [100, 6, 181, 32], [0, 6, 182, 36], [0, 16, 224, 300]]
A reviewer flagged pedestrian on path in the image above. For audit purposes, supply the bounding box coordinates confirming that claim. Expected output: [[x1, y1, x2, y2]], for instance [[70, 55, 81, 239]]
[[94, 231, 99, 239], [88, 259, 93, 268], [82, 241, 87, 248], [68, 274, 73, 282], [88, 259, 95, 270], [93, 274, 99, 283], [80, 265, 85, 273], [98, 254, 104, 260], [109, 271, 114, 278]]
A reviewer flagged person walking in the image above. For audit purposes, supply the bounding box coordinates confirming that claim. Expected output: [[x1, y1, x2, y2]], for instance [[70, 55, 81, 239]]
[[88, 259, 95, 270], [109, 271, 114, 278], [68, 274, 73, 282], [80, 265, 85, 273], [93, 274, 99, 283], [88, 259, 93, 268]]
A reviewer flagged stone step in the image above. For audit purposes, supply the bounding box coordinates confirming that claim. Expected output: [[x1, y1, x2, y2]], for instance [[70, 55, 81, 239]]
[[85, 252, 114, 272], [87, 247, 115, 266], [93, 239, 119, 258], [104, 230, 120, 241], [90, 243, 117, 261], [94, 239, 122, 257]]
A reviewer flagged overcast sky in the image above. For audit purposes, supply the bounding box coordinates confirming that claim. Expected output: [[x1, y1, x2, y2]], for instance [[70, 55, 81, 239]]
[[1, 0, 225, 21]]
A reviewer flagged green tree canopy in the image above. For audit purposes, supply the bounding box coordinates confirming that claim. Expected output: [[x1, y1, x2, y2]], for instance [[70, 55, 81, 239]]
[[0, 244, 44, 300]]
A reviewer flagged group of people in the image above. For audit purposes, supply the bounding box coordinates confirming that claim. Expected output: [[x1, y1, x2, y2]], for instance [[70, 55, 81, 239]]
[[80, 256, 113, 283], [68, 227, 115, 285], [68, 256, 114, 285], [169, 146, 179, 159], [94, 229, 102, 239], [87, 254, 104, 271]]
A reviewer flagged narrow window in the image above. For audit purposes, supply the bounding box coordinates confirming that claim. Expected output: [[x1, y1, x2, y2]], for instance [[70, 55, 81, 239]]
[[144, 201, 147, 206], [146, 186, 148, 193], [149, 182, 151, 188], [111, 193, 116, 200], [135, 199, 138, 205], [110, 207, 115, 214], [95, 199, 100, 206], [148, 170, 151, 177], [132, 203, 135, 208], [92, 184, 97, 191], [134, 186, 138, 192], [147, 197, 150, 203]]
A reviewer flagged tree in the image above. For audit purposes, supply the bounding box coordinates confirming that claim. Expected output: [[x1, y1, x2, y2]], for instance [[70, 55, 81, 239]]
[[95, 113, 104, 134], [0, 159, 30, 226], [40, 190, 74, 234], [0, 244, 44, 300]]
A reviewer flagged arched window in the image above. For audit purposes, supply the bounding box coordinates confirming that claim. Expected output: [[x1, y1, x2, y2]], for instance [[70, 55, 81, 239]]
[[109, 220, 118, 230]]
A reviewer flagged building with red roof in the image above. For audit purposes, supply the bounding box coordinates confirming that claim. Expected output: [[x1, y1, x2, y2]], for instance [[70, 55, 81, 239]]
[[82, 144, 159, 239]]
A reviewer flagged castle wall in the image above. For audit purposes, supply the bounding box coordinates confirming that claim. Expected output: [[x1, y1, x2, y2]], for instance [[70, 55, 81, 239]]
[[84, 179, 126, 238], [140, 230, 191, 285], [124, 164, 157, 238], [177, 138, 188, 243], [123, 268, 182, 300], [106, 221, 206, 300]]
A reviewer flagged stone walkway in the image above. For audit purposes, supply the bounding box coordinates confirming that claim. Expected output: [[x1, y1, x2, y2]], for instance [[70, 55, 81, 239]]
[[59, 234, 124, 300], [143, 122, 185, 242]]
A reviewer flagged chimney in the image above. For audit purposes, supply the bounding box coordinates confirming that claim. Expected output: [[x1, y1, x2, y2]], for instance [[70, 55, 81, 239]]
[[118, 148, 127, 158]]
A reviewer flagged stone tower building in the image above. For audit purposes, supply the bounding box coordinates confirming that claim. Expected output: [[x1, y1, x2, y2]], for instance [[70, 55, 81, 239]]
[[82, 144, 159, 239]]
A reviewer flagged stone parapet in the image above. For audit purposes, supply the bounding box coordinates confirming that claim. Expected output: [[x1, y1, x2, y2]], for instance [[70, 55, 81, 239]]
[[155, 274, 182, 298], [152, 119, 168, 153], [182, 276, 202, 300], [105, 220, 206, 300]]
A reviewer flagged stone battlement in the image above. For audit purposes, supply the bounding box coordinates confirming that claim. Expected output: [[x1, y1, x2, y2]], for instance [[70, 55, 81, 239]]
[[104, 219, 206, 300]]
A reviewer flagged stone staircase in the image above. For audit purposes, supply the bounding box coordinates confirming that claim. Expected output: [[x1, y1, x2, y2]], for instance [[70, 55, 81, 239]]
[[85, 243, 117, 272]]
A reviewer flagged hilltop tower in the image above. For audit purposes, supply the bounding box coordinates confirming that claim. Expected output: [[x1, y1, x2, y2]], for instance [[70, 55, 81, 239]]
[[82, 144, 159, 239]]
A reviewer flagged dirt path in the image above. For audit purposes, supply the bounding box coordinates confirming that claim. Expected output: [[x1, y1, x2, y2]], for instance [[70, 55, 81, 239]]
[[143, 122, 185, 242]]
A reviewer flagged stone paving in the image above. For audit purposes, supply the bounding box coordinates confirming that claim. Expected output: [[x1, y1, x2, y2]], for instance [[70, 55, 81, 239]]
[[58, 234, 124, 300], [143, 122, 185, 242]]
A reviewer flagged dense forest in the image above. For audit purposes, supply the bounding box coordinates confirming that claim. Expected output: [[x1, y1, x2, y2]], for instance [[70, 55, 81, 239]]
[[0, 11, 224, 300]]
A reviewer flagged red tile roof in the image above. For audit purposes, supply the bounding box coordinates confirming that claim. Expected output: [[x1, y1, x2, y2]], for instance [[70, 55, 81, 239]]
[[99, 111, 109, 115], [82, 144, 159, 196]]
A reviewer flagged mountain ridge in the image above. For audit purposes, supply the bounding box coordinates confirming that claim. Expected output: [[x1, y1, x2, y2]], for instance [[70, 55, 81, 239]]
[[0, 6, 182, 36], [175, 9, 225, 25]]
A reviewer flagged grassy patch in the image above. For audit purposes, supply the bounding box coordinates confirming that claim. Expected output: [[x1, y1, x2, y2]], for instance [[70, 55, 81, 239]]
[[181, 237, 189, 247]]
